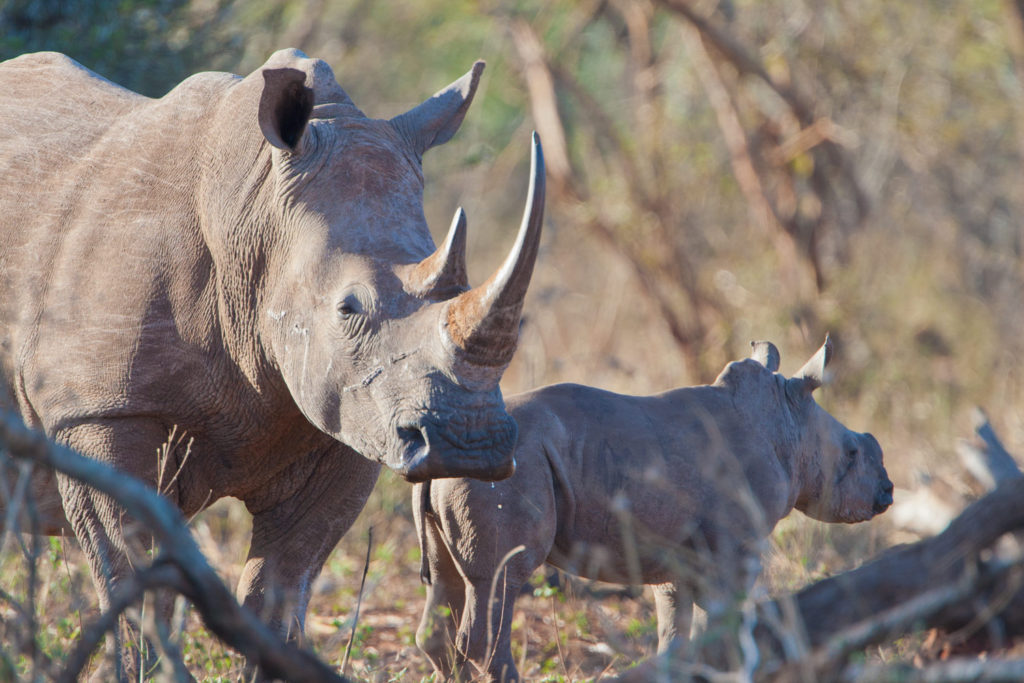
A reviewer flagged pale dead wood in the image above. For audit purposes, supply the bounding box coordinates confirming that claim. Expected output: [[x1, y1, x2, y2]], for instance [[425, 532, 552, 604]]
[[0, 409, 349, 683], [606, 477, 1024, 681], [842, 655, 1024, 682], [957, 407, 1022, 490], [754, 477, 1024, 679]]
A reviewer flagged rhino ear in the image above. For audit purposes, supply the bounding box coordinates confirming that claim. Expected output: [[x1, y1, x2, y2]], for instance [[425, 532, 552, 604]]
[[390, 61, 485, 157], [791, 334, 834, 394], [259, 67, 315, 151], [750, 340, 781, 372]]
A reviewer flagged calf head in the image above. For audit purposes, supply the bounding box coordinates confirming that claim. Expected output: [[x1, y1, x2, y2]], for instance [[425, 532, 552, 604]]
[[749, 337, 894, 523], [252, 51, 545, 482]]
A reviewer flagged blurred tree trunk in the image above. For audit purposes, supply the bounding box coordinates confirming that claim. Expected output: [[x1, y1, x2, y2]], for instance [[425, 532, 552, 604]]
[[658, 0, 868, 291], [1004, 0, 1024, 273], [509, 15, 724, 381]]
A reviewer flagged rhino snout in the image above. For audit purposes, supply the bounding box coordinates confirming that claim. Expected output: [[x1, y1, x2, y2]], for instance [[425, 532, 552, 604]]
[[873, 477, 894, 515], [392, 415, 517, 483]]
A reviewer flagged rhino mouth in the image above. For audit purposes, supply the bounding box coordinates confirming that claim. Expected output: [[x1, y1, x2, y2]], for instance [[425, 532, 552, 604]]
[[872, 480, 895, 515], [391, 417, 517, 483]]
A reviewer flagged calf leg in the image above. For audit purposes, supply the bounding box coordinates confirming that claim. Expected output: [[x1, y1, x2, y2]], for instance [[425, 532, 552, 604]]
[[459, 568, 528, 683], [693, 549, 763, 671], [415, 511, 466, 678], [237, 443, 379, 673], [651, 581, 694, 654], [435, 459, 558, 681]]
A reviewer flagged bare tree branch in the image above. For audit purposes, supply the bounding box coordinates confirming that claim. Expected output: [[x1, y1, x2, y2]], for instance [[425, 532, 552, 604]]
[[59, 560, 187, 683], [656, 0, 870, 290], [680, 21, 808, 292], [509, 15, 726, 381]]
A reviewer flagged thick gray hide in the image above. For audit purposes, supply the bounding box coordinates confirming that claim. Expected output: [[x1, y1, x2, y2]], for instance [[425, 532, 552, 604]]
[[414, 338, 894, 682], [0, 48, 546, 673]]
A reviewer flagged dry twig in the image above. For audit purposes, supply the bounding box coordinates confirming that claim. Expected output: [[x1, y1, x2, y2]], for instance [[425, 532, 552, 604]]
[[0, 408, 350, 683]]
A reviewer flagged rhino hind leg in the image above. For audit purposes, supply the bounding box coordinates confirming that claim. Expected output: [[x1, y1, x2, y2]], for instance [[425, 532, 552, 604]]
[[415, 512, 466, 678]]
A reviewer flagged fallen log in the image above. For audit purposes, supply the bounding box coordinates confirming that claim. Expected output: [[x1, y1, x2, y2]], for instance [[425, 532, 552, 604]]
[[608, 476, 1024, 682]]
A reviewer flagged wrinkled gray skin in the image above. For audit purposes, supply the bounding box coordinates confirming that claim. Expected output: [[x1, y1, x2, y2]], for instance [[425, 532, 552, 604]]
[[414, 338, 894, 682], [0, 48, 546, 678]]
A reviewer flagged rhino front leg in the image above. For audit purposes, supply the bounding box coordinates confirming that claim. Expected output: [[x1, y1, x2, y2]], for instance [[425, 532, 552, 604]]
[[458, 578, 519, 682], [651, 581, 694, 655], [415, 509, 466, 678], [237, 443, 380, 668], [54, 419, 176, 681]]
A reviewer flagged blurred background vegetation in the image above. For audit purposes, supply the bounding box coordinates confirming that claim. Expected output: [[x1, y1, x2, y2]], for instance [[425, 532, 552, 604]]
[[3, 0, 1024, 679]]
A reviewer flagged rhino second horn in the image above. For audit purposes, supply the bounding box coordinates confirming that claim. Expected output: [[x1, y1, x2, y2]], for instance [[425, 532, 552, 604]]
[[445, 132, 546, 367], [409, 207, 469, 298]]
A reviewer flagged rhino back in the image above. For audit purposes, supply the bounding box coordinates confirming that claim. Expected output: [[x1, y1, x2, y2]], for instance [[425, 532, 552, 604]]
[[511, 383, 794, 583], [0, 53, 287, 503]]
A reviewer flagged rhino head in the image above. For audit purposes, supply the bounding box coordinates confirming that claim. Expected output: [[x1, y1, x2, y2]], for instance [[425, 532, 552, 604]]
[[749, 336, 894, 523], [245, 52, 543, 482]]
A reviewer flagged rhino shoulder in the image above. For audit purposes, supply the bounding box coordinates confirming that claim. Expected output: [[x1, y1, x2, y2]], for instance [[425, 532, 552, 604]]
[[712, 358, 793, 427], [713, 358, 776, 394], [506, 384, 584, 449]]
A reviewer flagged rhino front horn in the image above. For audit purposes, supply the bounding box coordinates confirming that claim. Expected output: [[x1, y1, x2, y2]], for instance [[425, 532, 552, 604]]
[[445, 132, 545, 367]]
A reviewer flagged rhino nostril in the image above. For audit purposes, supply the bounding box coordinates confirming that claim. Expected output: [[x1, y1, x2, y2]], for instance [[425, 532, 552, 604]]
[[397, 425, 427, 456]]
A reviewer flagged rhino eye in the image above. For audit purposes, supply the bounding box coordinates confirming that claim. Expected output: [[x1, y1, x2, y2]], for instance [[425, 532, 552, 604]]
[[846, 447, 858, 461], [337, 295, 363, 320]]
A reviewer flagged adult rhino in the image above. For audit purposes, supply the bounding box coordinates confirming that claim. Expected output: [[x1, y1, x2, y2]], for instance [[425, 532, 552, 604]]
[[0, 48, 544, 675]]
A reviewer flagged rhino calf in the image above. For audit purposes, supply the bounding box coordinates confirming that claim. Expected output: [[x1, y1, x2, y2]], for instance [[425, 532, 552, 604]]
[[413, 337, 893, 682]]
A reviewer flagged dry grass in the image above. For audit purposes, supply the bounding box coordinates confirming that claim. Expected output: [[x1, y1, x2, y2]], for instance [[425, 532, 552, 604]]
[[1, 471, 908, 681]]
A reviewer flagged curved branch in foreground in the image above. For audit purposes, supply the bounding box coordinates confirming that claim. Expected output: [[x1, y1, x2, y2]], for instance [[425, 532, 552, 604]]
[[0, 409, 349, 683]]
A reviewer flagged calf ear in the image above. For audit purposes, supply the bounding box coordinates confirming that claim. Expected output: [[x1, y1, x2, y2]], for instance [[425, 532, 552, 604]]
[[259, 68, 315, 151], [791, 334, 834, 393], [390, 61, 485, 157], [750, 340, 781, 372]]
